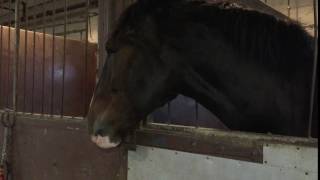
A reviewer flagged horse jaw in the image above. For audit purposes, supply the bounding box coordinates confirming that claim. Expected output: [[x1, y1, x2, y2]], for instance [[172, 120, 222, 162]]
[[91, 135, 121, 149]]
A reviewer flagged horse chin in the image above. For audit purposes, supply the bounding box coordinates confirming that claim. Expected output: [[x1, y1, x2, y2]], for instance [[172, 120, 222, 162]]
[[91, 135, 121, 149]]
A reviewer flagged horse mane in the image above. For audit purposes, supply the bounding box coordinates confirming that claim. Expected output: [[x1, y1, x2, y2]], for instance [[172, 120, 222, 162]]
[[117, 0, 314, 76]]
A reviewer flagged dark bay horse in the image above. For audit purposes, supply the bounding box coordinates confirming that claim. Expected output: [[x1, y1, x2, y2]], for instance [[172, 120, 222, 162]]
[[87, 0, 316, 148]]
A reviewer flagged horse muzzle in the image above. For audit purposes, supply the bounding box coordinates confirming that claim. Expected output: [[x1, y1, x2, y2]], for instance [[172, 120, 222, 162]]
[[91, 135, 121, 149]]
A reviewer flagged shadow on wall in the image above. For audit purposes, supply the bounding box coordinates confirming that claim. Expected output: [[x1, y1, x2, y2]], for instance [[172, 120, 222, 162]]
[[151, 95, 228, 130]]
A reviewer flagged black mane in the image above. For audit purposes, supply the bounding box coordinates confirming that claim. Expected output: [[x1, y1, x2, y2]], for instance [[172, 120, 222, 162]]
[[116, 0, 314, 76]]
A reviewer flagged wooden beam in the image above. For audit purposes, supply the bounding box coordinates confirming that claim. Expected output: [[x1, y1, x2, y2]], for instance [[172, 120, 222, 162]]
[[127, 123, 318, 163]]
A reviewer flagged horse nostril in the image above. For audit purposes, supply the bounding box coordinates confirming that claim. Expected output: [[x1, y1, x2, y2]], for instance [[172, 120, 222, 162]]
[[94, 129, 105, 136]]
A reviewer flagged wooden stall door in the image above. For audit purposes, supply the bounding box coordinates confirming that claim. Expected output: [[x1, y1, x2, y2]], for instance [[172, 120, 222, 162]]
[[0, 26, 96, 117], [0, 116, 127, 180]]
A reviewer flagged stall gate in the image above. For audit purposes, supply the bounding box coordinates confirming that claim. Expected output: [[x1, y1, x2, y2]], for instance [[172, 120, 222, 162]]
[[127, 124, 318, 180], [0, 0, 318, 180], [0, 0, 127, 179]]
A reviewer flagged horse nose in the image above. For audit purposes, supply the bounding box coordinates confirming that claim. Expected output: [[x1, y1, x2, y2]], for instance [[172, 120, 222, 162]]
[[94, 128, 106, 136]]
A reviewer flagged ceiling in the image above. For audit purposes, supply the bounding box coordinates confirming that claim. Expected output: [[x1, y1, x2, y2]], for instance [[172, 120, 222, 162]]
[[0, 0, 98, 29]]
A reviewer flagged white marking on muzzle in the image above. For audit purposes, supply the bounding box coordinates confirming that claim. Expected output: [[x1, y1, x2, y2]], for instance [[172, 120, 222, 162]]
[[91, 135, 120, 149]]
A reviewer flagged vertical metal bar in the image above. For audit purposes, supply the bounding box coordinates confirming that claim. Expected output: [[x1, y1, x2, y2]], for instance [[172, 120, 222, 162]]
[[287, 0, 291, 17], [13, 0, 20, 113], [7, 0, 11, 108], [84, 0, 89, 117], [295, 0, 299, 21], [98, 0, 106, 74], [51, 0, 56, 116], [13, 0, 21, 113], [308, 0, 318, 138], [0, 25, 2, 109], [41, 0, 46, 115], [31, 19, 36, 114], [0, 0, 2, 110], [23, 1, 28, 113], [61, 0, 67, 116]]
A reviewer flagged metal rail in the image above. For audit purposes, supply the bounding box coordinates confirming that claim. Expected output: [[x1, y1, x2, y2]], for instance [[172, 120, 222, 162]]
[[41, 0, 46, 115], [61, 0, 67, 117], [83, 0, 89, 117], [23, 0, 28, 113], [308, 0, 318, 138], [13, 0, 20, 113], [51, 0, 56, 116]]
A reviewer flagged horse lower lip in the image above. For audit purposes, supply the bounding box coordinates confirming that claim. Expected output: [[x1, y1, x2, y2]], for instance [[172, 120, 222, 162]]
[[91, 135, 120, 149]]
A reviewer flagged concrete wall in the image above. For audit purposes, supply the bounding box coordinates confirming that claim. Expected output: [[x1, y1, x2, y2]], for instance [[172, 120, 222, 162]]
[[128, 144, 318, 180]]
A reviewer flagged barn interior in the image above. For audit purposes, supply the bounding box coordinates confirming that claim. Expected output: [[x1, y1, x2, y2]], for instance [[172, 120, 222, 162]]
[[0, 0, 318, 180]]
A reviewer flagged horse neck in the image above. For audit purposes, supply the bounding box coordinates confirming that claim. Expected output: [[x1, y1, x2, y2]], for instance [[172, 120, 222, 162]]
[[159, 10, 313, 135], [179, 65, 245, 130], [179, 60, 311, 136]]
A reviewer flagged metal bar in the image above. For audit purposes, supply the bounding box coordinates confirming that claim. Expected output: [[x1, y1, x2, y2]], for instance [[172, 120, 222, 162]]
[[41, 0, 46, 115], [83, 0, 89, 117], [23, 1, 28, 113], [98, 0, 106, 74], [2, 7, 84, 28], [308, 0, 318, 138], [7, 0, 11, 108], [55, 28, 86, 36], [0, 11, 2, 112], [287, 0, 291, 17], [31, 16, 36, 114], [51, 0, 56, 116], [295, 0, 299, 21], [0, 0, 98, 25], [34, 19, 87, 32], [13, 0, 20, 113], [0, 25, 2, 109], [61, 0, 67, 116]]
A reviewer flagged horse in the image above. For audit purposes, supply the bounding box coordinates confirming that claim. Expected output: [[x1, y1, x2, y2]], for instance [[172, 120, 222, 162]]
[[87, 0, 316, 149]]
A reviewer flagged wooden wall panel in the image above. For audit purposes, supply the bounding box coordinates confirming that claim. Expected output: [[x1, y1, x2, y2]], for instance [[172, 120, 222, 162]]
[[0, 26, 97, 117], [0, 116, 127, 180]]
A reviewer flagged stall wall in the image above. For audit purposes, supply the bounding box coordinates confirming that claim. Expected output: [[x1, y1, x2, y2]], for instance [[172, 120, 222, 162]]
[[128, 145, 318, 180], [0, 26, 97, 117], [0, 116, 127, 180]]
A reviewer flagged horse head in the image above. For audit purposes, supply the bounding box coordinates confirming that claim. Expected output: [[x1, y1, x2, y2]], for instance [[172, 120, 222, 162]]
[[87, 0, 183, 148]]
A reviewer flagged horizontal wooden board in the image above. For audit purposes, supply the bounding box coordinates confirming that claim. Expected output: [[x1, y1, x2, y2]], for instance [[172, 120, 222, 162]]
[[0, 114, 127, 180]]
